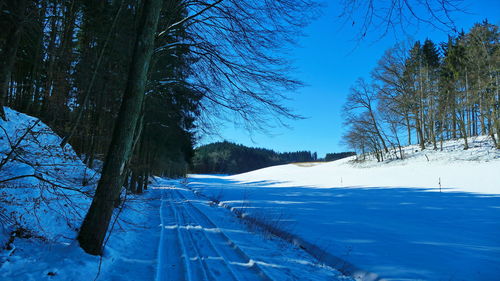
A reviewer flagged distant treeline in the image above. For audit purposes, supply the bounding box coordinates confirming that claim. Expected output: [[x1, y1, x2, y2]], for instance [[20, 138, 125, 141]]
[[324, 152, 356, 161], [191, 141, 354, 174]]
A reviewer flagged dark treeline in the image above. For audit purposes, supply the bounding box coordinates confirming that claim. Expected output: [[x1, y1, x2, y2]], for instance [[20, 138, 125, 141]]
[[343, 20, 500, 161], [192, 141, 319, 174], [324, 152, 356, 161], [0, 0, 198, 188]]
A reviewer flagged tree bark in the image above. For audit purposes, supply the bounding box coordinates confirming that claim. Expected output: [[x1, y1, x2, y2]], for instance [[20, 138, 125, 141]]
[[77, 0, 163, 255], [405, 115, 411, 145]]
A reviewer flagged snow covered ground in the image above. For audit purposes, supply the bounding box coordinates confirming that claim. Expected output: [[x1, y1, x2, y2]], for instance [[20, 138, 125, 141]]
[[0, 108, 95, 246], [2, 108, 499, 280], [152, 178, 349, 281], [188, 138, 500, 280], [0, 108, 349, 281]]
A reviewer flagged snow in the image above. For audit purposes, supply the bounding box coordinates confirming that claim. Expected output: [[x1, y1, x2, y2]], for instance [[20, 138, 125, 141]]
[[2, 107, 499, 280], [0, 107, 95, 245], [1, 108, 350, 281], [151, 180, 349, 280], [188, 137, 500, 280], [228, 136, 500, 194]]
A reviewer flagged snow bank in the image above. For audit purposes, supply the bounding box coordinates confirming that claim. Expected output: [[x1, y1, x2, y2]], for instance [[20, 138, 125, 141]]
[[0, 108, 160, 280], [0, 108, 97, 245]]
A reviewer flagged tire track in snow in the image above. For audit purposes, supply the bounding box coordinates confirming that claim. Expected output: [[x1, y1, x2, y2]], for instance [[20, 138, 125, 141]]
[[155, 187, 272, 281], [172, 188, 272, 281], [167, 189, 215, 281], [155, 190, 166, 281]]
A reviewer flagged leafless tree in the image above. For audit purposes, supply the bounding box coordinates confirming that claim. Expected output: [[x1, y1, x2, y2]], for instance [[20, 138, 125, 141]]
[[155, 0, 320, 133], [343, 78, 389, 153], [338, 0, 464, 40]]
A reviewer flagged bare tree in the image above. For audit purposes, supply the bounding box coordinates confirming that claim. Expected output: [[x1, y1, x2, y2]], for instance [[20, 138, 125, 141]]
[[372, 43, 414, 145], [339, 0, 464, 40], [344, 78, 389, 153], [77, 0, 319, 255], [155, 0, 319, 133]]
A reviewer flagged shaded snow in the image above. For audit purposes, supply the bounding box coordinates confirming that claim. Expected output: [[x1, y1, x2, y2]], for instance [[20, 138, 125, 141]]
[[0, 108, 157, 281], [0, 107, 96, 245]]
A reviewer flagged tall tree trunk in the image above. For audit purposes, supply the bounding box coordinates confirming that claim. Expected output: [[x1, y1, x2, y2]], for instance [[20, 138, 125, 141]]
[[144, 170, 149, 190], [405, 114, 411, 145], [40, 1, 59, 118], [415, 110, 425, 150], [494, 106, 500, 149], [458, 111, 469, 150], [495, 74, 500, 149], [0, 0, 28, 120], [77, 0, 163, 255], [137, 174, 144, 194], [368, 109, 388, 153], [130, 171, 138, 194]]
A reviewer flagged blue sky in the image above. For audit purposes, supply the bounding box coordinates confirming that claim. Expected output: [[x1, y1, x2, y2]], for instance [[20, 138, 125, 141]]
[[199, 0, 499, 157]]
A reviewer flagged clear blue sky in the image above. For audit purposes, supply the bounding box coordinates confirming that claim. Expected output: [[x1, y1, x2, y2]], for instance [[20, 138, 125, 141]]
[[198, 0, 499, 157]]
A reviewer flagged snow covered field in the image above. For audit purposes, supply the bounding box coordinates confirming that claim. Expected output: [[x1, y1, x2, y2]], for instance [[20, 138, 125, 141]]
[[188, 139, 500, 280]]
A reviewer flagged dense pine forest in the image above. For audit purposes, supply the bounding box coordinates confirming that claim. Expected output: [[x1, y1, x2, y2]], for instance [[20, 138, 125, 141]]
[[343, 21, 500, 161], [192, 141, 356, 174], [0, 0, 199, 185], [192, 141, 320, 174]]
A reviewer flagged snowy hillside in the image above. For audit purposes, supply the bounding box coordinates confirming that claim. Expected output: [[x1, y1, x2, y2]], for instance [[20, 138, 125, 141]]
[[0, 108, 96, 246], [188, 138, 500, 280], [225, 136, 500, 194], [0, 108, 156, 280]]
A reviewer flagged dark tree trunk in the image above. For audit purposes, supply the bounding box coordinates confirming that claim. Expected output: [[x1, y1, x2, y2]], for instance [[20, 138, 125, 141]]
[[60, 2, 124, 148], [130, 171, 138, 194], [137, 174, 144, 194], [77, 0, 163, 255], [143, 170, 149, 190], [40, 1, 59, 119], [0, 0, 28, 120], [405, 115, 411, 145]]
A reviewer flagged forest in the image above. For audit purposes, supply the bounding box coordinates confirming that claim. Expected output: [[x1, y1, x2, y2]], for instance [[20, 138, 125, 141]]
[[343, 21, 500, 161], [191, 141, 321, 174], [192, 141, 355, 174], [0, 0, 200, 185]]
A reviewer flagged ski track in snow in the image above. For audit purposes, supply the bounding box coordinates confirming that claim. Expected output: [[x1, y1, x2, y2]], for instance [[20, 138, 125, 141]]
[[155, 187, 272, 281]]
